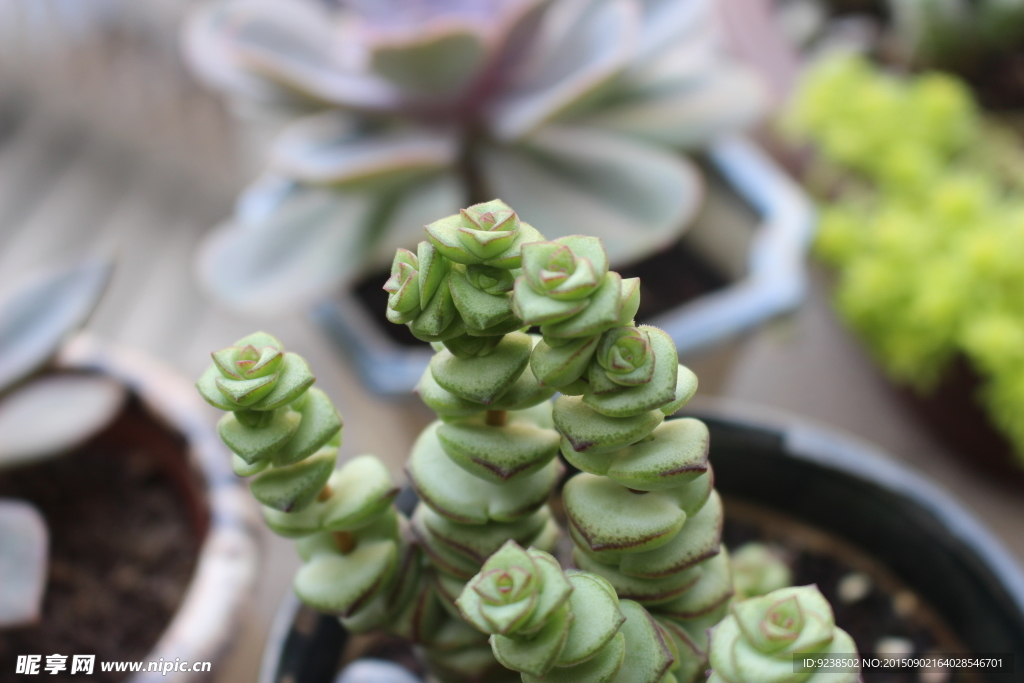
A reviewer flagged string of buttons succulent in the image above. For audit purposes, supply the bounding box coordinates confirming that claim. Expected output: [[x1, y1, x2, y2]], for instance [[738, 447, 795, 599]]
[[197, 201, 861, 682]]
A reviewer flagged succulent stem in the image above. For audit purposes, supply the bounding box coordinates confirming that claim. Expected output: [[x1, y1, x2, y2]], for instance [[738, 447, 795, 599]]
[[485, 409, 508, 427], [333, 531, 357, 554]]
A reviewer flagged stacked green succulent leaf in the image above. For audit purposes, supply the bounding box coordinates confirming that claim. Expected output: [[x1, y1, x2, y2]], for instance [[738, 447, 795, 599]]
[[197, 333, 427, 636], [200, 200, 859, 683], [510, 240, 732, 681], [456, 541, 682, 682], [381, 200, 733, 681], [385, 201, 564, 681], [707, 585, 860, 682]]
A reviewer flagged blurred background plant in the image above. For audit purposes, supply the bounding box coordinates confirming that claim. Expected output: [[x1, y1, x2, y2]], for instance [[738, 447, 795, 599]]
[[184, 0, 767, 313], [778, 0, 1024, 109], [788, 54, 1024, 464], [0, 258, 122, 628]]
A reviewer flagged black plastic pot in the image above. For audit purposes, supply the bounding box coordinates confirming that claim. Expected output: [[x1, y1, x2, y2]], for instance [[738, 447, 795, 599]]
[[260, 405, 1024, 683]]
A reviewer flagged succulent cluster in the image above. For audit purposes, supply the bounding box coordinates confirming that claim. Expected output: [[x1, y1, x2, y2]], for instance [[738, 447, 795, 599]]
[[707, 585, 859, 683], [790, 55, 1024, 462], [197, 333, 425, 634], [201, 200, 859, 682], [184, 0, 765, 312], [456, 541, 682, 682]]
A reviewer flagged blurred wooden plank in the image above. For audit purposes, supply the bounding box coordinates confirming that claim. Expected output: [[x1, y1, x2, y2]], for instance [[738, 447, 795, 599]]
[[0, 135, 130, 281]]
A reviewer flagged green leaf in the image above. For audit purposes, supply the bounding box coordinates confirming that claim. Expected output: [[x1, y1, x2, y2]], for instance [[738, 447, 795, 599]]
[[430, 331, 532, 405], [250, 352, 316, 410], [0, 374, 125, 468], [448, 269, 514, 332], [218, 407, 301, 465], [613, 492, 723, 579], [582, 327, 679, 417], [561, 418, 709, 491], [512, 278, 590, 325], [0, 256, 111, 394], [417, 503, 554, 566], [294, 536, 399, 615], [0, 499, 47, 627], [530, 335, 600, 387], [407, 423, 562, 524], [553, 395, 663, 455], [487, 353, 558, 411], [250, 447, 336, 512], [556, 572, 624, 666], [479, 126, 703, 268], [523, 632, 625, 683], [415, 366, 484, 420], [540, 272, 622, 340], [572, 547, 703, 605], [322, 455, 399, 531], [563, 474, 686, 554], [437, 405, 561, 482], [657, 548, 734, 620], [660, 365, 698, 416], [614, 600, 678, 681], [492, 604, 573, 677], [271, 387, 342, 466]]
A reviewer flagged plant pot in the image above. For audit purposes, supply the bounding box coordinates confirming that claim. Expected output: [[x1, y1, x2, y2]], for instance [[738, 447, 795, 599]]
[[0, 333, 260, 682], [312, 135, 815, 397], [259, 405, 1024, 683]]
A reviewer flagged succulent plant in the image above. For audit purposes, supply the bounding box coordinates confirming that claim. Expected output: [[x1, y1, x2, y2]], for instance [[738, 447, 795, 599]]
[[706, 585, 860, 682], [184, 0, 765, 312], [456, 541, 681, 682], [730, 543, 793, 600], [202, 199, 858, 682], [0, 257, 122, 627], [790, 55, 1024, 464]]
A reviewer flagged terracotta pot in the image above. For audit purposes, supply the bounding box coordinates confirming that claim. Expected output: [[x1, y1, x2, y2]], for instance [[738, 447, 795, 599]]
[[54, 333, 260, 683]]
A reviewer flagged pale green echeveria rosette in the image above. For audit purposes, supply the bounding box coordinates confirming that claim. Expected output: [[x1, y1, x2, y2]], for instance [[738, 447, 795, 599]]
[[197, 333, 429, 635], [185, 0, 761, 314], [512, 236, 641, 390], [456, 541, 682, 683], [386, 201, 543, 359], [707, 585, 860, 683]]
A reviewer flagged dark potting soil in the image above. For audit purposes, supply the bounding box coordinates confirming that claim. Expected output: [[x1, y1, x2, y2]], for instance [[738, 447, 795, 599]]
[[351, 239, 730, 349], [724, 497, 978, 683], [0, 394, 204, 682]]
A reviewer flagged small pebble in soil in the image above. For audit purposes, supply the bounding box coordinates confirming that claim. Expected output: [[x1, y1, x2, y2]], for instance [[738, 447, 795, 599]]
[[919, 667, 951, 683], [336, 659, 420, 683], [875, 636, 915, 658], [837, 571, 873, 604], [893, 590, 919, 618]]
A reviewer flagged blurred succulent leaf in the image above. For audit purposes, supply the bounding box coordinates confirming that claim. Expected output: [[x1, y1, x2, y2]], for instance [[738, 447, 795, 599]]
[[0, 374, 125, 468], [488, 0, 638, 141], [0, 257, 112, 394], [370, 28, 488, 99], [0, 499, 47, 627], [271, 113, 459, 188], [480, 125, 703, 266], [632, 0, 715, 65], [582, 64, 767, 149], [197, 0, 402, 110], [197, 182, 379, 314]]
